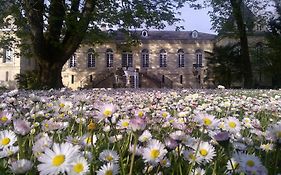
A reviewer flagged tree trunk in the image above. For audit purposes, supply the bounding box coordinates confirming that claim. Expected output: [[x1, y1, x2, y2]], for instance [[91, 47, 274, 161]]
[[37, 59, 65, 89], [230, 0, 253, 88]]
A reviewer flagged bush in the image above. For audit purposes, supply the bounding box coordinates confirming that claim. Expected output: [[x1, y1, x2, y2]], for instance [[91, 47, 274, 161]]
[[15, 70, 41, 89]]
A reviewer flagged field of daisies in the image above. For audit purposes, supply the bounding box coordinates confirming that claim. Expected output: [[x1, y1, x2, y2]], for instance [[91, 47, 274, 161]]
[[0, 88, 280, 175]]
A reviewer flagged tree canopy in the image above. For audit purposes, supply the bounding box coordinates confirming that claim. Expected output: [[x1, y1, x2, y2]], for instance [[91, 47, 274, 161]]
[[0, 0, 194, 88]]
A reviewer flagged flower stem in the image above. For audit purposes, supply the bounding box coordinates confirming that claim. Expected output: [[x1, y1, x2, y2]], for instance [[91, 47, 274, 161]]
[[129, 133, 138, 175]]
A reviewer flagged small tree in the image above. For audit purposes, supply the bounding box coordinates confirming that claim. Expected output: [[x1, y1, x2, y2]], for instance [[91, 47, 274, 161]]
[[206, 44, 243, 88]]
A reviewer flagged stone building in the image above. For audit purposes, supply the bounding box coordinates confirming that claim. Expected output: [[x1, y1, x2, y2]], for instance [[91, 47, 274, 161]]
[[0, 15, 35, 89], [62, 30, 215, 89]]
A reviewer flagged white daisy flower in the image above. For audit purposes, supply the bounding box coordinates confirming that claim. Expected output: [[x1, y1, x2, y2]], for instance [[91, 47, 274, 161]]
[[80, 134, 97, 147], [0, 146, 19, 158], [37, 142, 81, 175], [260, 143, 274, 152], [9, 159, 33, 174], [142, 139, 167, 164], [265, 123, 281, 143], [69, 157, 89, 175], [139, 130, 152, 142], [224, 117, 242, 133], [0, 110, 12, 126], [238, 153, 262, 173], [96, 163, 119, 175], [189, 167, 206, 175], [193, 141, 216, 163], [0, 130, 17, 149], [97, 103, 117, 121], [116, 118, 130, 130], [196, 113, 219, 129], [99, 150, 119, 163]]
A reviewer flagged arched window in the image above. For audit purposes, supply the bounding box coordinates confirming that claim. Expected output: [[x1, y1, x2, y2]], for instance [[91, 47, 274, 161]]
[[159, 49, 167, 67], [195, 50, 203, 68], [122, 51, 133, 67], [141, 49, 149, 68], [3, 47, 13, 63], [106, 49, 114, 67], [87, 48, 95, 68], [69, 54, 77, 68], [178, 49, 185, 67]]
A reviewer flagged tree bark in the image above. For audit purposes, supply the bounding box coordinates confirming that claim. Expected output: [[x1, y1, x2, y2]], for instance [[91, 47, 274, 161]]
[[37, 59, 65, 89], [230, 0, 253, 88]]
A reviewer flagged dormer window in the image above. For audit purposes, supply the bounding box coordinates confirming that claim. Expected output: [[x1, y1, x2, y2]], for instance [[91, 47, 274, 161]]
[[141, 30, 148, 37], [191, 30, 199, 39]]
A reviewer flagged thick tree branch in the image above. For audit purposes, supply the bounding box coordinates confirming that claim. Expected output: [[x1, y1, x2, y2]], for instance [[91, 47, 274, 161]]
[[23, 0, 47, 59], [46, 0, 65, 43], [62, 0, 95, 59]]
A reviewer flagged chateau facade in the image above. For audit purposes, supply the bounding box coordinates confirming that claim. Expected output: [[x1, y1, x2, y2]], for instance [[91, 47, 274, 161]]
[[62, 30, 215, 89]]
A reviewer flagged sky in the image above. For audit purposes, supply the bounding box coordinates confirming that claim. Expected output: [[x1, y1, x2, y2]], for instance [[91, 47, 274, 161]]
[[166, 4, 216, 34]]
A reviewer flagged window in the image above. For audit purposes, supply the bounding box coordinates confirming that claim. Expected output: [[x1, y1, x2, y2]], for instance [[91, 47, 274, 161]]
[[106, 49, 114, 67], [69, 54, 77, 68], [180, 75, 183, 84], [159, 49, 167, 67], [90, 75, 93, 82], [178, 49, 185, 67], [87, 49, 95, 68], [122, 51, 133, 67], [5, 71, 9, 81], [71, 75, 74, 84], [195, 50, 203, 68], [141, 49, 149, 68], [141, 30, 148, 37], [3, 47, 13, 63]]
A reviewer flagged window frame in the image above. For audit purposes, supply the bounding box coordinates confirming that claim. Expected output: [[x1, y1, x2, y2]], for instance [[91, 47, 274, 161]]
[[141, 49, 149, 68], [159, 49, 167, 68]]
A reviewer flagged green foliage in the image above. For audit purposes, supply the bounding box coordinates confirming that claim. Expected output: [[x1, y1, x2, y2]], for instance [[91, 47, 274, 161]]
[[15, 70, 42, 90], [265, 0, 281, 88], [206, 44, 243, 88]]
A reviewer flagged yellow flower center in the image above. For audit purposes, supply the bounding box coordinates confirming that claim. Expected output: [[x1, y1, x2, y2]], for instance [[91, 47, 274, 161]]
[[103, 109, 112, 117], [106, 155, 113, 161], [276, 131, 281, 138], [1, 116, 8, 122], [105, 170, 113, 175], [59, 103, 65, 108], [52, 154, 65, 166], [85, 137, 91, 144], [203, 118, 212, 126], [162, 112, 168, 118], [228, 121, 237, 128], [121, 121, 129, 127], [138, 111, 144, 117], [150, 149, 160, 159], [199, 149, 208, 156], [246, 160, 255, 167], [189, 153, 196, 161], [1, 137, 10, 145], [73, 163, 84, 173], [88, 122, 96, 130]]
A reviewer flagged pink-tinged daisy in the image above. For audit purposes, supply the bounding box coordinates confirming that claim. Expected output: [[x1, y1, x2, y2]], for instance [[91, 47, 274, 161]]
[[99, 150, 119, 163], [182, 149, 203, 164], [265, 123, 281, 143], [189, 167, 206, 175], [9, 159, 33, 174], [0, 110, 12, 126], [0, 130, 17, 149], [0, 146, 19, 158], [13, 119, 31, 136], [37, 142, 81, 175], [96, 163, 119, 175], [142, 139, 167, 164], [97, 104, 117, 122]]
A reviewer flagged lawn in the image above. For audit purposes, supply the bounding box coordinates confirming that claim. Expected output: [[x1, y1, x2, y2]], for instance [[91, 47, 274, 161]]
[[0, 88, 280, 175]]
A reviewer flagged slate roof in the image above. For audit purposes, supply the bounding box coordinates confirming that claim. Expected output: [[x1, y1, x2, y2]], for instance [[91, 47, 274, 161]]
[[113, 30, 216, 41]]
